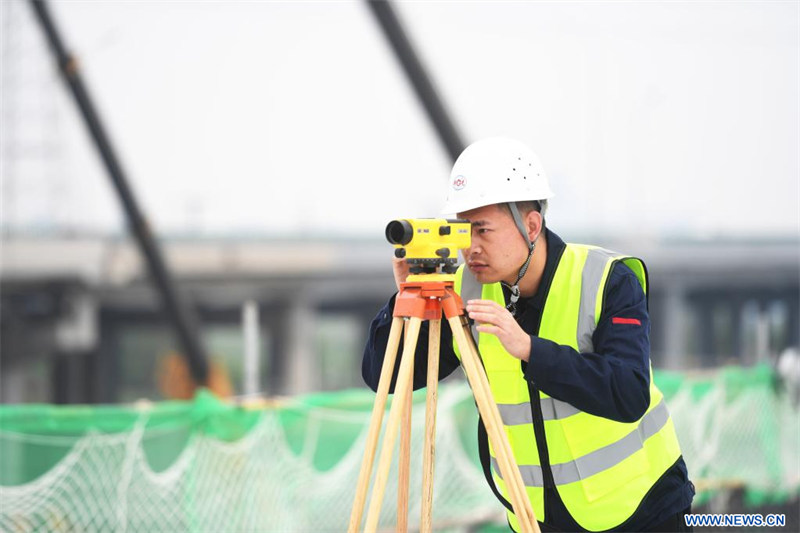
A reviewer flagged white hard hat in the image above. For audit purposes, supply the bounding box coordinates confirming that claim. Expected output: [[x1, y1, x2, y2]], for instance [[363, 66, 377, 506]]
[[441, 137, 554, 215]]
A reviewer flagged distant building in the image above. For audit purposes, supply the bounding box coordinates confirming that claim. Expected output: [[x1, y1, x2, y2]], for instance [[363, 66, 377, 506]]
[[1, 235, 797, 403]]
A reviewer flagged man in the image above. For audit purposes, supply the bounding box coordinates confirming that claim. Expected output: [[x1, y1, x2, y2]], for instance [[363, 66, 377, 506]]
[[362, 138, 694, 532]]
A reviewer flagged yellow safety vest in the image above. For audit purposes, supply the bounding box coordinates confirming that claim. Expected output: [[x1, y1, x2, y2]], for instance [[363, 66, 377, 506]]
[[453, 243, 682, 532]]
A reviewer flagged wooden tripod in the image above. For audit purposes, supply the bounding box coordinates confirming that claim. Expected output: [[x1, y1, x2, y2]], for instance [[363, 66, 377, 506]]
[[348, 275, 540, 533]]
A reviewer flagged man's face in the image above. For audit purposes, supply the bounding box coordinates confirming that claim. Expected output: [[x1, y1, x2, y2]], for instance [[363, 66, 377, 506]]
[[456, 204, 529, 285]]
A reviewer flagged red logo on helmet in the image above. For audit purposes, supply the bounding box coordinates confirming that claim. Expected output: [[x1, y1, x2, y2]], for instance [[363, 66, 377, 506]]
[[452, 175, 467, 190]]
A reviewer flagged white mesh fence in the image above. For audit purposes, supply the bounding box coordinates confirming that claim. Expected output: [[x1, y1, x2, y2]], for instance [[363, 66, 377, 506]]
[[0, 385, 498, 532], [1, 373, 798, 532]]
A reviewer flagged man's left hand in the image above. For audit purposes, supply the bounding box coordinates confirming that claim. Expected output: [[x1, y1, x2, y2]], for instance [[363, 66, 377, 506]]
[[466, 299, 531, 362]]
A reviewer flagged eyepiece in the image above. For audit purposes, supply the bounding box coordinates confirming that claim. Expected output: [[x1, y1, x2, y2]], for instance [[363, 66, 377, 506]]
[[385, 220, 414, 245]]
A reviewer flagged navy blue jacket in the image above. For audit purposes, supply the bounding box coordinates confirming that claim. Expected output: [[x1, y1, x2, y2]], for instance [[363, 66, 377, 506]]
[[362, 228, 694, 532]]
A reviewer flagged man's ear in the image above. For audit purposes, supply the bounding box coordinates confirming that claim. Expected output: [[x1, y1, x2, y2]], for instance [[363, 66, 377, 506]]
[[526, 210, 543, 242]]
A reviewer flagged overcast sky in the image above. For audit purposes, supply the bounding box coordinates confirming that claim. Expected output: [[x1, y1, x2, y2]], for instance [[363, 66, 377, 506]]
[[2, 0, 798, 242]]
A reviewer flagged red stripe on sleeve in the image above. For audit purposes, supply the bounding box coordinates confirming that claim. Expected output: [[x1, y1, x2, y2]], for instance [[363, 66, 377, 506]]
[[612, 317, 642, 325]]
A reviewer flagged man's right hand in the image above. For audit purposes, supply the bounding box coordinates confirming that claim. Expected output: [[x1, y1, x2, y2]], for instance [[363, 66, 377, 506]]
[[392, 257, 410, 291]]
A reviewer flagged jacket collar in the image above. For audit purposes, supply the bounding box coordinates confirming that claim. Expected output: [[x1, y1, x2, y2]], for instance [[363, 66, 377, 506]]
[[515, 227, 566, 315]]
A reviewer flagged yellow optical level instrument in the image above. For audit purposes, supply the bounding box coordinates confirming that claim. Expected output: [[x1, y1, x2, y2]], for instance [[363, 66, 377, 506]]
[[385, 218, 471, 274]]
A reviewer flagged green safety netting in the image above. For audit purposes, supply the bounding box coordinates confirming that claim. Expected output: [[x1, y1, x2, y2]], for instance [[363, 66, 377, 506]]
[[0, 364, 797, 532]]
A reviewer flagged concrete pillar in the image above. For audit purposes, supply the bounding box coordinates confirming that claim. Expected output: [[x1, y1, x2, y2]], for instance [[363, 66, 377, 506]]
[[242, 300, 261, 397], [286, 296, 317, 394], [55, 291, 97, 353], [662, 281, 689, 370]]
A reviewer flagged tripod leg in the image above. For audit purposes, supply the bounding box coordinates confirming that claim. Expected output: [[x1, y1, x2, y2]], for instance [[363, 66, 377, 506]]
[[349, 316, 405, 533], [397, 340, 415, 533], [448, 316, 540, 533], [364, 317, 423, 533], [420, 318, 441, 533]]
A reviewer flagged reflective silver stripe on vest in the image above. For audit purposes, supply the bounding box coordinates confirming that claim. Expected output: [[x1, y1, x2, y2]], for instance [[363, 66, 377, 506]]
[[461, 267, 483, 342], [540, 397, 581, 421], [498, 397, 581, 425], [576, 248, 622, 353], [491, 399, 671, 487]]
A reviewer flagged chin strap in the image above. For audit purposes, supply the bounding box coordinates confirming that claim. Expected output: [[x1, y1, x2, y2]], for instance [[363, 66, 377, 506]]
[[502, 202, 539, 316]]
